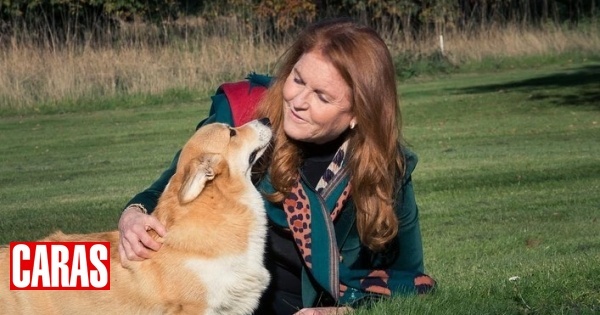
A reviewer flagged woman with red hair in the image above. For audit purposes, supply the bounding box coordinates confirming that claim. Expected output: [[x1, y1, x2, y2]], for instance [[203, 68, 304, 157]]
[[119, 18, 435, 314]]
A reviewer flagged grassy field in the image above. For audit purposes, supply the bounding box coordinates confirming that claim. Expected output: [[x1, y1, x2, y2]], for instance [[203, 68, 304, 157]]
[[1, 60, 599, 314]]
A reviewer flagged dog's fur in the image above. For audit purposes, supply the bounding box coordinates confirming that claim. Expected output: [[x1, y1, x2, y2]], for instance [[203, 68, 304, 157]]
[[0, 119, 272, 314]]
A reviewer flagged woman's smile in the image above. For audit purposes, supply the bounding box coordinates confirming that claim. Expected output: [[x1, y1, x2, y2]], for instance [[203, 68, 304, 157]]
[[287, 106, 307, 124]]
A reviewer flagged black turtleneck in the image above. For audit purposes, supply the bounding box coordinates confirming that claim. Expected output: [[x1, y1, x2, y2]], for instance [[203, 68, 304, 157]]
[[299, 131, 348, 188], [255, 134, 348, 315]]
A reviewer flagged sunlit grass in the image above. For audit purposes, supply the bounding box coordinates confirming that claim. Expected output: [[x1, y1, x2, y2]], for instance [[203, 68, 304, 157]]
[[1, 59, 599, 314]]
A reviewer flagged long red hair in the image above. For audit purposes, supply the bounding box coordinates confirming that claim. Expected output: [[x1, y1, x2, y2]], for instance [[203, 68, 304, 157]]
[[254, 18, 404, 252]]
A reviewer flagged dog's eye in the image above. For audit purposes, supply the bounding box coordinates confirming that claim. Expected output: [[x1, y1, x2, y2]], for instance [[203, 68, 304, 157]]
[[229, 128, 237, 137]]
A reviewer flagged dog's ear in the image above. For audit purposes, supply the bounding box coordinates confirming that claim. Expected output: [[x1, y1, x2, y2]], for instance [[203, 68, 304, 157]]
[[179, 153, 223, 204]]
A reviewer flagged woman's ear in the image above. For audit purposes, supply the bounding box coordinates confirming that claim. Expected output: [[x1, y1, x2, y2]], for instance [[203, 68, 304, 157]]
[[349, 118, 357, 129]]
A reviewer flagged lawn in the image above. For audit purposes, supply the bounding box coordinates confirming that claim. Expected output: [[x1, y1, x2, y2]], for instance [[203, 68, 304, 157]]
[[1, 61, 599, 314]]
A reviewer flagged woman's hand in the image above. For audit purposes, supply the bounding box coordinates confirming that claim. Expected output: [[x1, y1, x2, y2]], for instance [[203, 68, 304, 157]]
[[294, 307, 353, 315], [118, 206, 167, 265]]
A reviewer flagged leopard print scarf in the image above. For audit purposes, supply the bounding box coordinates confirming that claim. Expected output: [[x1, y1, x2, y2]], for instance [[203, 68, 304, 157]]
[[283, 140, 351, 269]]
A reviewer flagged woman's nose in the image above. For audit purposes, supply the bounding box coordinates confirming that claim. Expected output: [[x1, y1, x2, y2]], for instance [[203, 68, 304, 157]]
[[291, 88, 311, 110]]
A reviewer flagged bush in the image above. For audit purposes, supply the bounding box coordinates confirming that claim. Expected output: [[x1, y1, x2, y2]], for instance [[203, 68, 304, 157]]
[[394, 50, 456, 80]]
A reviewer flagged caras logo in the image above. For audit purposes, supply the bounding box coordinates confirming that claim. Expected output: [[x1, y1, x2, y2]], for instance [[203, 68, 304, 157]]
[[9, 242, 110, 290]]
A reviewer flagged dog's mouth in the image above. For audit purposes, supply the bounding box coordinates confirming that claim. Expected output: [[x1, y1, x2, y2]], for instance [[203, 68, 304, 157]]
[[248, 143, 268, 166], [249, 150, 258, 165], [245, 118, 273, 171]]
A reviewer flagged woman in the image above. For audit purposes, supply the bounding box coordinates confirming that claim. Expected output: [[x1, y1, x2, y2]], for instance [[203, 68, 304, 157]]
[[119, 18, 435, 315]]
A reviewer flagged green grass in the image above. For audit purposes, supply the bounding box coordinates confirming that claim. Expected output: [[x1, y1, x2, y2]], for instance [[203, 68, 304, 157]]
[[0, 87, 203, 117], [1, 60, 599, 314], [0, 100, 208, 240], [393, 62, 600, 314]]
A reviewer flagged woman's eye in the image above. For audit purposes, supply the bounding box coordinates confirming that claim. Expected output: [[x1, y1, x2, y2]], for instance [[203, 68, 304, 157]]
[[316, 92, 330, 104], [229, 129, 237, 137]]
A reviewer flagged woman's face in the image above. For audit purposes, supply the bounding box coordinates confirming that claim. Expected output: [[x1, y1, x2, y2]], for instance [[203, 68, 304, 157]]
[[282, 51, 355, 144]]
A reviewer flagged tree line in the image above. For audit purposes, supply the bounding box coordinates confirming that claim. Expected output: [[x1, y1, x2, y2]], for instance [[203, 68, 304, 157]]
[[1, 0, 598, 46]]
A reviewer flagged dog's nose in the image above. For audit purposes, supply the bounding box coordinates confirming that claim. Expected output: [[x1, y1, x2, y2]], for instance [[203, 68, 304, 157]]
[[258, 117, 271, 127]]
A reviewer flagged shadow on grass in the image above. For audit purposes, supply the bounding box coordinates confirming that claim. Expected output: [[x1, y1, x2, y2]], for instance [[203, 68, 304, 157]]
[[455, 65, 600, 110]]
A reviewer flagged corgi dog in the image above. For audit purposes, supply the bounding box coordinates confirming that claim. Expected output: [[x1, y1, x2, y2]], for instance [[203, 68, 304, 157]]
[[0, 118, 273, 314]]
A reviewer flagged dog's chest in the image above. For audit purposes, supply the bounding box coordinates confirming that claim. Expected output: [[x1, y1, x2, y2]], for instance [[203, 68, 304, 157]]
[[180, 184, 270, 314], [184, 250, 269, 314]]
